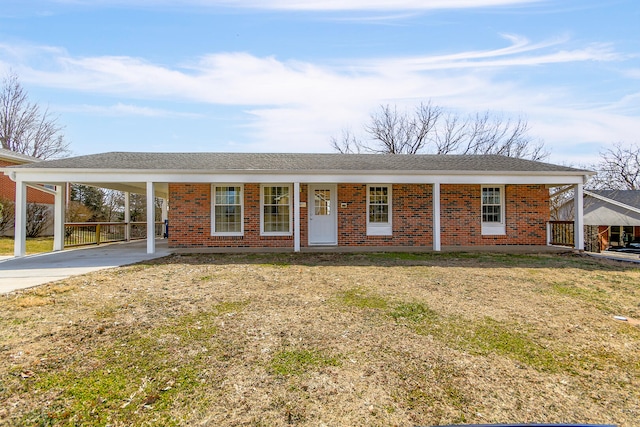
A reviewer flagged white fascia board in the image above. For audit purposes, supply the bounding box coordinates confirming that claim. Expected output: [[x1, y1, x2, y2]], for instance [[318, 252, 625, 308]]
[[6, 168, 590, 186]]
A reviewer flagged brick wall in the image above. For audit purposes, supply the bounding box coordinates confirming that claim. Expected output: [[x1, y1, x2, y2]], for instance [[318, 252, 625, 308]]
[[0, 159, 55, 204], [336, 184, 433, 247], [440, 184, 549, 246], [168, 182, 548, 249], [168, 183, 294, 249]]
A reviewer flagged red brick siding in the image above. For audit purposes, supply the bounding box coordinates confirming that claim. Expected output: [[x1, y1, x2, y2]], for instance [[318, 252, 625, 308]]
[[440, 184, 549, 246], [168, 182, 548, 249], [336, 184, 433, 247], [0, 159, 55, 204], [168, 183, 293, 249]]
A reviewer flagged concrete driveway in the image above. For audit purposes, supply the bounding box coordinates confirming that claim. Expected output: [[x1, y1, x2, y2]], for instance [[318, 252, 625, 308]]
[[0, 239, 172, 294]]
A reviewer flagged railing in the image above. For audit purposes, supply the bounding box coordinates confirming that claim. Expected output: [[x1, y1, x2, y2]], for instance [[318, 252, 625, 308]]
[[65, 222, 165, 247], [548, 221, 575, 247]]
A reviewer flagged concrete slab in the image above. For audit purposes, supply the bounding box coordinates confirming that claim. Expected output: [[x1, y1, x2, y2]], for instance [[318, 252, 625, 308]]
[[0, 239, 171, 294]]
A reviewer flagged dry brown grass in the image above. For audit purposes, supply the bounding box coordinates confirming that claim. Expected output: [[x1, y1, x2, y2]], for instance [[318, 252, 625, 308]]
[[0, 251, 639, 426]]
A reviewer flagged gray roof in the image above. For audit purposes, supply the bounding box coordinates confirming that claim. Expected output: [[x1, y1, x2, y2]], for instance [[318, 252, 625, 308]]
[[7, 152, 591, 174], [586, 190, 640, 208], [584, 190, 640, 226], [0, 148, 41, 164]]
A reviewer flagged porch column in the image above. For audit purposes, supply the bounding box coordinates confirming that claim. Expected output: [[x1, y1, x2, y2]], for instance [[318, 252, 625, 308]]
[[433, 182, 441, 251], [124, 192, 131, 241], [14, 181, 27, 257], [294, 182, 301, 252], [53, 184, 66, 251], [574, 183, 584, 251], [146, 182, 155, 254]]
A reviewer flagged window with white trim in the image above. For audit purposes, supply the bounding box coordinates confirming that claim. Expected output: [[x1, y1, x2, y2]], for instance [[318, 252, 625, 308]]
[[261, 184, 292, 235], [211, 185, 244, 235], [367, 185, 392, 236], [481, 186, 505, 235]]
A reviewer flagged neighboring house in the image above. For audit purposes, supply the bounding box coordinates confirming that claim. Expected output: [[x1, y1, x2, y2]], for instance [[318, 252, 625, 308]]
[[2, 152, 593, 256], [582, 190, 640, 250], [0, 148, 55, 236]]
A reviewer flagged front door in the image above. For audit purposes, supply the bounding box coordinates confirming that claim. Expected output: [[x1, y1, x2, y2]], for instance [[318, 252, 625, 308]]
[[308, 184, 337, 245]]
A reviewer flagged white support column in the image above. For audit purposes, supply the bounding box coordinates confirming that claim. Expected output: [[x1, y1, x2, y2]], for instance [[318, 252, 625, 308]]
[[574, 183, 585, 251], [433, 182, 441, 252], [146, 182, 155, 254], [294, 182, 301, 252], [14, 181, 27, 257], [53, 184, 66, 251], [124, 192, 131, 241]]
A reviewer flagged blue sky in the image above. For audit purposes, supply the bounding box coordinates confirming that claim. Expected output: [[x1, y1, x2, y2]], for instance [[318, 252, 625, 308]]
[[1, 0, 638, 165]]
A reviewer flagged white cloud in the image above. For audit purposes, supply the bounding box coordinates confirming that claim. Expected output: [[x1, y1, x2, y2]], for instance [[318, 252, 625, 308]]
[[53, 0, 542, 11], [60, 103, 201, 118], [0, 35, 635, 158]]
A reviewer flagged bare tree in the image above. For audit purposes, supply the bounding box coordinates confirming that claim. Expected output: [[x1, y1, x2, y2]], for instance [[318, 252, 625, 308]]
[[456, 112, 547, 160], [362, 102, 441, 154], [331, 129, 362, 154], [25, 203, 51, 237], [0, 196, 15, 234], [588, 142, 640, 190], [102, 190, 125, 222], [1, 72, 69, 159], [333, 100, 548, 161]]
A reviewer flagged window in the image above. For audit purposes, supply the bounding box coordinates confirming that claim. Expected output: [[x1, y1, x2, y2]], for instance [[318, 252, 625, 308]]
[[610, 226, 634, 247], [481, 186, 505, 235], [314, 189, 331, 216], [211, 185, 243, 235], [261, 185, 292, 235], [367, 185, 392, 236]]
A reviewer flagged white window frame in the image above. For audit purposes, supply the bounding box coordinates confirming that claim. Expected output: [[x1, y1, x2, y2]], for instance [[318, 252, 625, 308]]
[[481, 185, 506, 235], [211, 184, 244, 236], [260, 184, 293, 236], [367, 184, 392, 236]]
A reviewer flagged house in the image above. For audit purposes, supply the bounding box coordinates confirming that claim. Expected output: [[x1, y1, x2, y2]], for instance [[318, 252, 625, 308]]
[[0, 148, 55, 236], [582, 190, 640, 250], [2, 152, 593, 256]]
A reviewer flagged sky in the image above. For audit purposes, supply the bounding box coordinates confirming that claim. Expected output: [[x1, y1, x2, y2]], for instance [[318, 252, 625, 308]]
[[0, 0, 638, 166]]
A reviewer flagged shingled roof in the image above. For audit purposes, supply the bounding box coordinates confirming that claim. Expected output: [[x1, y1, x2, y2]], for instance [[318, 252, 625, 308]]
[[586, 190, 640, 208], [0, 148, 41, 164], [8, 152, 590, 174]]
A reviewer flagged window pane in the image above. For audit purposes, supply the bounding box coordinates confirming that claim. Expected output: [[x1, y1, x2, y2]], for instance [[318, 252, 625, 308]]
[[482, 187, 502, 223], [369, 204, 388, 223], [263, 186, 289, 205], [369, 186, 389, 223], [482, 205, 501, 223], [215, 206, 241, 232], [214, 186, 242, 233], [369, 186, 388, 205], [314, 189, 331, 215], [263, 186, 290, 233]]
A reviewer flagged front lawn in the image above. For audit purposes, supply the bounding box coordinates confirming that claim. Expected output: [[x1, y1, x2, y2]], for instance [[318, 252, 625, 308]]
[[0, 237, 53, 255], [1, 252, 638, 426]]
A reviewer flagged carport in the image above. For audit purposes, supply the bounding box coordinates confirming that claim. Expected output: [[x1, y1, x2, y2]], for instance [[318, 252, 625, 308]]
[[4, 164, 169, 257]]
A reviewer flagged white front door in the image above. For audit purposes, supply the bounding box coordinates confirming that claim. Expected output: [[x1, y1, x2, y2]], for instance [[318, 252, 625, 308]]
[[308, 184, 337, 245]]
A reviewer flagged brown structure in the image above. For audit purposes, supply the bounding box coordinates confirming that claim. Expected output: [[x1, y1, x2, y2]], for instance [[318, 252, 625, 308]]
[[0, 149, 54, 205], [0, 148, 55, 236]]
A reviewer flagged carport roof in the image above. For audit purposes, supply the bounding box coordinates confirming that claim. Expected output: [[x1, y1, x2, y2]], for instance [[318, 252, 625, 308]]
[[7, 151, 592, 174]]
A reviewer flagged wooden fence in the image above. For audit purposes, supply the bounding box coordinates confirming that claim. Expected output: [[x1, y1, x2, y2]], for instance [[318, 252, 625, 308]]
[[64, 222, 165, 247], [547, 221, 601, 252]]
